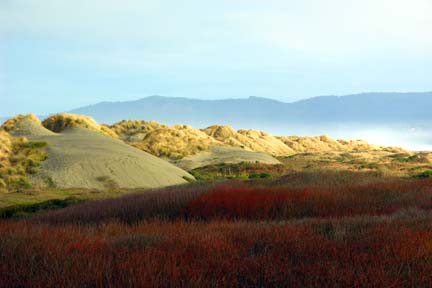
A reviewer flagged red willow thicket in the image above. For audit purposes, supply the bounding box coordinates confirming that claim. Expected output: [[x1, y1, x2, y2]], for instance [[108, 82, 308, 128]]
[[35, 178, 432, 224], [34, 183, 210, 225], [1, 219, 432, 287], [183, 179, 432, 220], [2, 176, 432, 286]]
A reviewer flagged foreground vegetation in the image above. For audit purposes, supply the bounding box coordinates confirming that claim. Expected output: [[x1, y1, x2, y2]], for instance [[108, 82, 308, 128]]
[[2, 217, 431, 287], [1, 171, 432, 287], [0, 135, 48, 193]]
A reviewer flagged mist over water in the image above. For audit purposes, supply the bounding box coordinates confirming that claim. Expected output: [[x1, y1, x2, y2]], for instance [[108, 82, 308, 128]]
[[235, 123, 432, 152]]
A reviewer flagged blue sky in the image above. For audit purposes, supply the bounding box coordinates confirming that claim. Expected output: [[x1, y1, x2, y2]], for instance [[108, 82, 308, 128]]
[[1, 0, 431, 115]]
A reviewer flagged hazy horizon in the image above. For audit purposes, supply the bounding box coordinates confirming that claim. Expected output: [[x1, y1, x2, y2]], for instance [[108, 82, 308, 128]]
[[1, 91, 431, 117], [2, 92, 432, 151]]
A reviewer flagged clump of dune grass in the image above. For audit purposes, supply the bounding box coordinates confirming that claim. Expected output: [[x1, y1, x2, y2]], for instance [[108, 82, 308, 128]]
[[0, 114, 42, 132], [42, 113, 118, 138], [0, 130, 12, 160], [111, 120, 218, 158], [0, 133, 48, 192]]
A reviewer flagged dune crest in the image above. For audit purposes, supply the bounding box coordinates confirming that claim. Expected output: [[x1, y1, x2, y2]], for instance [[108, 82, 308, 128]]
[[110, 120, 401, 159], [42, 113, 118, 138], [1, 114, 55, 137]]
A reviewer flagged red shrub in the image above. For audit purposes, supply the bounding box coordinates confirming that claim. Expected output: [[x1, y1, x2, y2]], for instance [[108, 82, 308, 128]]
[[183, 180, 432, 220], [1, 218, 432, 287]]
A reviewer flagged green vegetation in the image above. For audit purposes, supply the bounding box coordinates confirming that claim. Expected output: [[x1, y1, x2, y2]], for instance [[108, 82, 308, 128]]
[[0, 139, 48, 191], [283, 154, 298, 159], [393, 154, 418, 163], [182, 176, 196, 183], [413, 169, 432, 179], [0, 197, 82, 219], [248, 172, 272, 179], [189, 162, 285, 181], [21, 141, 48, 149], [358, 162, 380, 170], [42, 175, 56, 188]]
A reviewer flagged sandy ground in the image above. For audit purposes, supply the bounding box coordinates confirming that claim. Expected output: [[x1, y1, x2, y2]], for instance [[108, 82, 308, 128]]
[[11, 118, 55, 137], [27, 128, 192, 189], [174, 146, 281, 170]]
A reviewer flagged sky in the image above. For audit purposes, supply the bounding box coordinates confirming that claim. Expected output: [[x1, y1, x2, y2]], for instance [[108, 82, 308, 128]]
[[1, 0, 431, 116]]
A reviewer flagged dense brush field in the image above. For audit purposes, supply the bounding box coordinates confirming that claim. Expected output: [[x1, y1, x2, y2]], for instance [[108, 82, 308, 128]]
[[1, 171, 432, 287]]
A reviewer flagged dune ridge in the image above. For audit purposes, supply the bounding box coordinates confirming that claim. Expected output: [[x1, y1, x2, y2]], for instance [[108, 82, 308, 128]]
[[110, 120, 404, 159], [3, 114, 400, 160]]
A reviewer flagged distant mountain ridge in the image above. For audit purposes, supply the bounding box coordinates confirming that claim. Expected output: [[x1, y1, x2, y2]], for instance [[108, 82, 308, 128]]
[[67, 92, 432, 127]]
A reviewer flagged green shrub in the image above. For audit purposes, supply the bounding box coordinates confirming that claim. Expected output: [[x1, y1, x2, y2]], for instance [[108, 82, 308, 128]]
[[8, 177, 31, 189], [393, 155, 418, 163], [0, 197, 82, 219], [359, 162, 379, 170], [248, 173, 272, 179], [22, 141, 48, 149], [284, 154, 298, 159], [0, 139, 49, 191], [182, 176, 196, 183], [43, 176, 56, 188], [413, 170, 432, 179]]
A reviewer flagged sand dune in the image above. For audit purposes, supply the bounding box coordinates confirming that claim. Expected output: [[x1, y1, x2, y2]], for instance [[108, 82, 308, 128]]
[[174, 146, 281, 170], [2, 114, 55, 136], [2, 115, 193, 189], [110, 120, 403, 162], [1, 113, 406, 188]]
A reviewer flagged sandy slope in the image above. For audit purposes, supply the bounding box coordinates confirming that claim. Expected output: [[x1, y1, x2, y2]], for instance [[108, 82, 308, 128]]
[[174, 146, 281, 170], [26, 128, 192, 189]]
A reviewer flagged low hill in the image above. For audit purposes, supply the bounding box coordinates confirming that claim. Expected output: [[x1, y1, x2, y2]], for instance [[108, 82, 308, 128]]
[[1, 115, 193, 190]]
